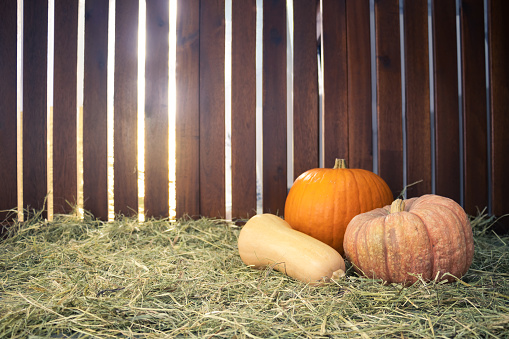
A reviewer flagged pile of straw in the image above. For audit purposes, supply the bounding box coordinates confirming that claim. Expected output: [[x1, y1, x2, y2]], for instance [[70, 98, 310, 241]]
[[1, 210, 508, 338]]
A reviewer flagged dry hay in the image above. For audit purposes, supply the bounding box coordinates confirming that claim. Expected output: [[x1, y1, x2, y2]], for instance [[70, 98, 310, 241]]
[[0, 209, 508, 338]]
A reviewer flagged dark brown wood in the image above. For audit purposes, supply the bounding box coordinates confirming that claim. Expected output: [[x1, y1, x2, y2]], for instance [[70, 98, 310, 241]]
[[176, 0, 200, 218], [432, 0, 461, 203], [346, 0, 372, 171], [0, 1, 18, 221], [375, 0, 403, 197], [114, 0, 138, 217], [23, 0, 48, 215], [293, 0, 319, 178], [489, 0, 509, 227], [322, 0, 348, 169], [113, 0, 139, 215], [53, 0, 79, 214], [460, 0, 488, 214], [145, 0, 169, 218], [404, 0, 431, 197], [263, 0, 287, 215], [199, 0, 225, 218], [231, 0, 257, 219], [83, 0, 109, 220]]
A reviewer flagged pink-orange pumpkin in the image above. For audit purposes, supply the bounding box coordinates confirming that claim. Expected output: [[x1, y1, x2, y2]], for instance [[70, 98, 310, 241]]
[[284, 159, 393, 255], [343, 194, 474, 285]]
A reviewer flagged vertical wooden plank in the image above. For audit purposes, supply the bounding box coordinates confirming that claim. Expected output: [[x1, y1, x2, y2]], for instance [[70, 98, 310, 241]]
[[176, 0, 200, 218], [114, 0, 138, 217], [432, 0, 461, 203], [404, 0, 431, 197], [231, 0, 257, 219], [375, 0, 403, 196], [199, 0, 225, 218], [53, 0, 79, 214], [23, 0, 48, 215], [0, 1, 18, 222], [83, 0, 109, 220], [145, 0, 169, 218], [322, 0, 348, 169], [263, 0, 287, 215], [346, 0, 372, 171], [460, 0, 488, 214], [293, 0, 319, 178], [489, 0, 509, 229]]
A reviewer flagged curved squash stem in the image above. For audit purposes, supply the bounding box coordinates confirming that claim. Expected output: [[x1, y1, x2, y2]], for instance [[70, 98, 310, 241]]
[[331, 268, 346, 280], [334, 159, 347, 169], [390, 199, 406, 213]]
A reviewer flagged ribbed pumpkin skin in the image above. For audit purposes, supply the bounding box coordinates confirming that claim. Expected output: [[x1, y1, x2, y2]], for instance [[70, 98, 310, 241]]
[[284, 163, 393, 255], [343, 194, 474, 285]]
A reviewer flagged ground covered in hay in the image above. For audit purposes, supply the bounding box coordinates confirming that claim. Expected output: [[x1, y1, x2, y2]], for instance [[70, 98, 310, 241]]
[[0, 211, 508, 338]]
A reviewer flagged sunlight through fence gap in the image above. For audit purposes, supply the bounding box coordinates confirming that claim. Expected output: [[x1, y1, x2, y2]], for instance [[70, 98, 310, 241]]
[[107, 0, 116, 222], [138, 0, 146, 222], [225, 0, 233, 221], [169, 0, 177, 220], [255, 0, 263, 214], [47, 0, 55, 220], [77, 0, 85, 219]]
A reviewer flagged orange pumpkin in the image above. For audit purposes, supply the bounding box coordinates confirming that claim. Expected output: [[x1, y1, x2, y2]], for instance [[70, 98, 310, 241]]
[[343, 195, 474, 285], [284, 159, 393, 255]]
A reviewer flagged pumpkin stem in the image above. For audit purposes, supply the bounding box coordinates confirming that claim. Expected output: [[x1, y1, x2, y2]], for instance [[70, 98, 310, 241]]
[[390, 199, 406, 213], [333, 159, 347, 169]]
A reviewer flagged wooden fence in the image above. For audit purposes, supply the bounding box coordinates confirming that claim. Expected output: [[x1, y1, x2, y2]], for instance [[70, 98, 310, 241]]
[[0, 0, 508, 229]]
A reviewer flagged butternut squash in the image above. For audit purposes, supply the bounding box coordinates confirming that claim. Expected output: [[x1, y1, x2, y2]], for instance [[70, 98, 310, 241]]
[[238, 213, 345, 285]]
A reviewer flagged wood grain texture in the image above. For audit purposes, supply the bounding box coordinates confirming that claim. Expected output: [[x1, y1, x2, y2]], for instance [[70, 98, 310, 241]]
[[322, 0, 348, 169], [404, 0, 431, 197], [199, 0, 226, 218], [346, 0, 372, 171], [0, 0, 18, 222], [489, 0, 509, 224], [53, 0, 79, 214], [176, 0, 200, 218], [263, 0, 287, 215], [23, 0, 48, 215], [145, 0, 169, 218], [293, 0, 319, 178], [114, 0, 138, 217], [460, 0, 488, 214], [231, 0, 257, 219], [375, 0, 403, 197], [432, 0, 461, 203], [83, 0, 109, 220]]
